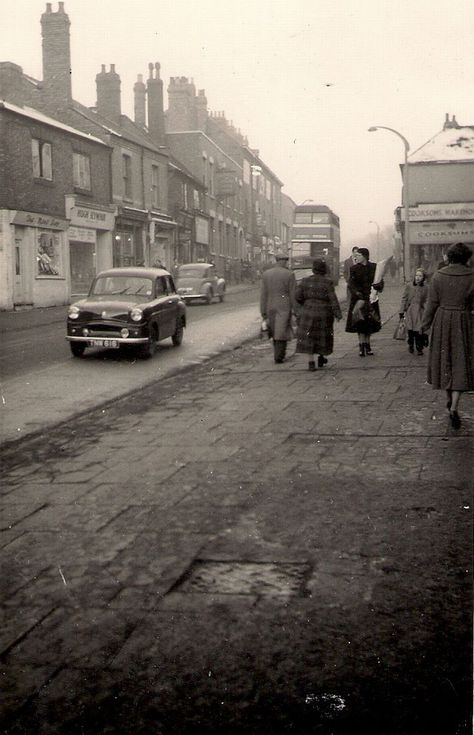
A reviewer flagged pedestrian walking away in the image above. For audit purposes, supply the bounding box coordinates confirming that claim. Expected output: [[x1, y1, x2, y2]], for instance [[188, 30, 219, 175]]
[[421, 241, 474, 430], [295, 258, 342, 371], [399, 268, 429, 355], [345, 247, 384, 356], [260, 253, 296, 363]]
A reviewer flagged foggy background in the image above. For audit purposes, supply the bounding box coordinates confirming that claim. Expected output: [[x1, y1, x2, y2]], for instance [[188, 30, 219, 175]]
[[4, 0, 473, 253]]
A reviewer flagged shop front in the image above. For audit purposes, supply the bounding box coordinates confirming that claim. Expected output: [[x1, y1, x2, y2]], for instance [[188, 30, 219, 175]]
[[401, 203, 474, 276], [0, 209, 70, 310], [66, 197, 115, 296], [149, 213, 176, 271], [113, 207, 147, 268]]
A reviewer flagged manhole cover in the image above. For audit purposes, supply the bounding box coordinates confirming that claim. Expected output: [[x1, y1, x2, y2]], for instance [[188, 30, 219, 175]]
[[177, 560, 310, 596]]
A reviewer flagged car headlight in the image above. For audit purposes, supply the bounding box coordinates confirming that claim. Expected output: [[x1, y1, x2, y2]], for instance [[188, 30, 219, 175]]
[[68, 305, 80, 320], [130, 308, 143, 322]]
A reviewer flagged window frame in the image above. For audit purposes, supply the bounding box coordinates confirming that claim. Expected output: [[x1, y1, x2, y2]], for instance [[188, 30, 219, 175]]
[[73, 151, 91, 191], [32, 138, 53, 181], [122, 153, 132, 200]]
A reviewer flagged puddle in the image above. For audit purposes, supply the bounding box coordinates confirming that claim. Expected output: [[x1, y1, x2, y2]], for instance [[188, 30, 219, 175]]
[[176, 560, 311, 596]]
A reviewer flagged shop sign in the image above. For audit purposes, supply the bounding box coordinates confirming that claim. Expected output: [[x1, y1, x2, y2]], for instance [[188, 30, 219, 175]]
[[66, 197, 115, 230], [403, 203, 474, 221], [69, 226, 96, 244], [411, 220, 474, 244], [195, 216, 209, 245], [12, 211, 68, 230]]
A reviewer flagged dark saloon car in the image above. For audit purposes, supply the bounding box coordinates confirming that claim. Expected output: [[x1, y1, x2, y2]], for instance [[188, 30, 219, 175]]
[[66, 267, 186, 359], [175, 263, 226, 304]]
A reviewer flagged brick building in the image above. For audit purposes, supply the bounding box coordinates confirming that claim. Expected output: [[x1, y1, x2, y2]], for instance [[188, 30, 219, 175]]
[[0, 70, 113, 309], [165, 77, 285, 281], [396, 114, 474, 277]]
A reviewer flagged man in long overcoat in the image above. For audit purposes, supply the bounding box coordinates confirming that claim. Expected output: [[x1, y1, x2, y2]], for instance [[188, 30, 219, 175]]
[[260, 253, 296, 363]]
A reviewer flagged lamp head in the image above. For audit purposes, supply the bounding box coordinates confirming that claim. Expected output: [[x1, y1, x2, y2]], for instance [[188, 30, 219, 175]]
[[368, 127, 378, 132]]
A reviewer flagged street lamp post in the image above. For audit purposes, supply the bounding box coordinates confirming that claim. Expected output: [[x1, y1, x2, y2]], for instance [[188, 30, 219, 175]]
[[368, 220, 380, 261], [368, 126, 410, 281]]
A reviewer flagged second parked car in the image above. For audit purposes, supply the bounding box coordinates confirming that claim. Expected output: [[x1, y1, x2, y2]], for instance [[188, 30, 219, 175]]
[[66, 267, 186, 359], [175, 263, 226, 304]]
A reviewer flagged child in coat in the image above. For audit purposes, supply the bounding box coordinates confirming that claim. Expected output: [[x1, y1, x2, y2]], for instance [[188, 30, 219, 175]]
[[399, 268, 428, 354]]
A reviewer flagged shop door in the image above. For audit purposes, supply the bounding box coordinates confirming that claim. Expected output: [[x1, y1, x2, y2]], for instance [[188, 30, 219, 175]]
[[12, 235, 32, 306], [70, 241, 96, 296]]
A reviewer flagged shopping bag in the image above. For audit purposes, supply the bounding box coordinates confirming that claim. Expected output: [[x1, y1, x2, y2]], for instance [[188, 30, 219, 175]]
[[393, 318, 407, 341]]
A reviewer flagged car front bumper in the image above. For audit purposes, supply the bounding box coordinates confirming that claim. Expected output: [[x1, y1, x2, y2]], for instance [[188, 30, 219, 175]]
[[66, 335, 148, 344]]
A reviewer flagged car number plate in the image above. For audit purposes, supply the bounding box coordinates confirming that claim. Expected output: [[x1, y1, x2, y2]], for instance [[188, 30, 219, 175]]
[[88, 339, 119, 348]]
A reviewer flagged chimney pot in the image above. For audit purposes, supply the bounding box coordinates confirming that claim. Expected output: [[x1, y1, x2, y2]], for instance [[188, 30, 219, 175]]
[[110, 63, 115, 73], [101, 64, 106, 73], [46, 2, 52, 11], [58, 2, 65, 11]]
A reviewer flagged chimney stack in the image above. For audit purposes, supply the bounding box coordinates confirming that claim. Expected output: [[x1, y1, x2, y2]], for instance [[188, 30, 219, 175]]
[[96, 64, 121, 124], [134, 73, 146, 128], [195, 89, 208, 131], [41, 2, 72, 111], [147, 62, 165, 145], [167, 76, 197, 131]]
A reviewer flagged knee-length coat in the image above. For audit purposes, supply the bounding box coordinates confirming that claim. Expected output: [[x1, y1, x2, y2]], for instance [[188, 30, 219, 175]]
[[399, 281, 428, 331], [260, 264, 296, 341], [421, 264, 474, 390], [345, 261, 381, 334], [295, 274, 342, 355]]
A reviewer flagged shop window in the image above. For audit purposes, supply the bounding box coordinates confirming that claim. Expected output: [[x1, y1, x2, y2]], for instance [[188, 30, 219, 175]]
[[122, 154, 132, 199], [73, 152, 91, 190], [36, 231, 62, 277], [151, 165, 160, 207], [32, 139, 52, 180]]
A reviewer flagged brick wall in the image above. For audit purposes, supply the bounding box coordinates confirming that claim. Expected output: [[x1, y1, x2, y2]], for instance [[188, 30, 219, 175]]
[[0, 108, 111, 214]]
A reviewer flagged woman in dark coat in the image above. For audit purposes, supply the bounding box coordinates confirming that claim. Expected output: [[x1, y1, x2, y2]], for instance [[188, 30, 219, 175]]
[[421, 242, 473, 429], [295, 259, 342, 371], [345, 247, 383, 356]]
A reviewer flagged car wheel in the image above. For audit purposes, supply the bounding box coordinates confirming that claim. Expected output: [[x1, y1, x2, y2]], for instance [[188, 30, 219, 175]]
[[172, 317, 184, 346], [218, 291, 225, 303], [138, 326, 157, 359], [205, 290, 213, 305], [70, 342, 86, 357]]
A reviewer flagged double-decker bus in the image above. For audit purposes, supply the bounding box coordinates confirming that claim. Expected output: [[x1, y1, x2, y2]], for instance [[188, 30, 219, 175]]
[[290, 204, 340, 282]]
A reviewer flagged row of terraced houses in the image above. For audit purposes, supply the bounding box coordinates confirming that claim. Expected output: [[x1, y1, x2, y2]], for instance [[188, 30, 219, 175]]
[[0, 3, 296, 310]]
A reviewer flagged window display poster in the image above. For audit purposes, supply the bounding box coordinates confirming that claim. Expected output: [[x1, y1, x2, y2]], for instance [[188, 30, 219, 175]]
[[37, 231, 61, 276]]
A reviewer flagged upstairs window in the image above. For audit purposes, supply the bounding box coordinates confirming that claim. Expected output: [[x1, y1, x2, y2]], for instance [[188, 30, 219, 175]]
[[73, 152, 91, 190], [151, 165, 160, 207], [122, 153, 132, 199], [32, 139, 52, 180]]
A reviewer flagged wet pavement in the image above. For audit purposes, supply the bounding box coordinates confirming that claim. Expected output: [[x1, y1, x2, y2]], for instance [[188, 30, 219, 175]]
[[0, 284, 472, 734]]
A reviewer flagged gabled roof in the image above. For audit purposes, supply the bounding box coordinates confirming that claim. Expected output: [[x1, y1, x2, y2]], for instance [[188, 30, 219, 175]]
[[0, 100, 107, 146], [409, 125, 474, 163]]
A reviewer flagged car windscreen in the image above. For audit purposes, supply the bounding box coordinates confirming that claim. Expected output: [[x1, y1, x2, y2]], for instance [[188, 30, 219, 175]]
[[90, 276, 154, 301], [177, 267, 204, 278]]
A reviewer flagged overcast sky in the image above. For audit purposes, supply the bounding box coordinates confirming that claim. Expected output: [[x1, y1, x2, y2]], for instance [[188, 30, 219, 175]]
[[5, 0, 473, 253]]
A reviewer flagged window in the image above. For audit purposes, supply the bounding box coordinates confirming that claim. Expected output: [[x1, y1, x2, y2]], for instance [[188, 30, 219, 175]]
[[32, 139, 52, 180], [151, 165, 160, 207], [73, 152, 91, 190], [37, 231, 61, 276], [209, 160, 215, 196], [193, 189, 200, 209], [183, 183, 188, 209], [122, 154, 132, 199]]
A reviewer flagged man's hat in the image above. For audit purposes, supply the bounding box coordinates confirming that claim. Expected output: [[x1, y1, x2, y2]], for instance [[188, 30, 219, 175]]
[[275, 252, 289, 260]]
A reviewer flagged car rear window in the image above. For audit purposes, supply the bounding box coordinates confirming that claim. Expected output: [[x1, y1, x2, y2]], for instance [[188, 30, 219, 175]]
[[178, 267, 204, 278], [91, 276, 154, 300]]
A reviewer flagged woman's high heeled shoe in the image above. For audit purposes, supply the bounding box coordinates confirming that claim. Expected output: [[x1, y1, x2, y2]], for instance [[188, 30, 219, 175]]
[[359, 344, 365, 357], [308, 361, 316, 371], [318, 355, 328, 367], [365, 344, 374, 355]]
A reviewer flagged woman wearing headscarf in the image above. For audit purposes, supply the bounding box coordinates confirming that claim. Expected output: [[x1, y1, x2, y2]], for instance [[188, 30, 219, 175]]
[[295, 259, 342, 371], [345, 247, 384, 356], [421, 242, 473, 429]]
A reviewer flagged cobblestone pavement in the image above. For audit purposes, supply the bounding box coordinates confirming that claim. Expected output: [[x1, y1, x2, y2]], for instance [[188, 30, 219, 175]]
[[1, 285, 472, 734]]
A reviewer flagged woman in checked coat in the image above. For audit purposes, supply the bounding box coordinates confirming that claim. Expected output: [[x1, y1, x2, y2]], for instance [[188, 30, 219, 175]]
[[421, 242, 473, 430], [295, 259, 342, 370]]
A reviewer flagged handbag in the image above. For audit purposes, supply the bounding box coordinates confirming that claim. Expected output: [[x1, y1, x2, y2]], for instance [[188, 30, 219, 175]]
[[393, 318, 407, 341]]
